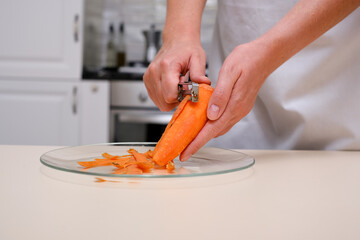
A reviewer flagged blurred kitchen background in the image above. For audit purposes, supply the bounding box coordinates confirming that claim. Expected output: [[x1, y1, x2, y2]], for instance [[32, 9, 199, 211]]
[[0, 0, 217, 146]]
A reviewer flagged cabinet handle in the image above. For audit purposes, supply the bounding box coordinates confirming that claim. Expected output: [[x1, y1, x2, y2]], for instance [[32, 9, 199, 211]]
[[74, 14, 79, 42], [72, 86, 77, 114]]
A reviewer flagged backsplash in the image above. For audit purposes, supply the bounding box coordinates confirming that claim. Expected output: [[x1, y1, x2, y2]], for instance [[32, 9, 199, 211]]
[[83, 0, 217, 70]]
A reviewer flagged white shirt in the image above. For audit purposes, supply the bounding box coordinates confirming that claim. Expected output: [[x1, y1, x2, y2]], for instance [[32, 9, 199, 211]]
[[207, 0, 360, 150]]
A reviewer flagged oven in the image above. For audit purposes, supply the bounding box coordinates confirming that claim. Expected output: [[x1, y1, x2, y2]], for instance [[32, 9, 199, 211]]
[[110, 73, 172, 142]]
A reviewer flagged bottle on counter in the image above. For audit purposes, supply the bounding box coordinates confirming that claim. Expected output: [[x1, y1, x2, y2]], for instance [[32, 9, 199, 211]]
[[105, 23, 117, 69], [143, 24, 161, 65], [117, 22, 126, 67], [145, 24, 157, 64]]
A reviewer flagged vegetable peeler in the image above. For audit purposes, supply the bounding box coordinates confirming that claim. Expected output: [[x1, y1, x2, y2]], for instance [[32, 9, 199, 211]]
[[177, 71, 199, 102]]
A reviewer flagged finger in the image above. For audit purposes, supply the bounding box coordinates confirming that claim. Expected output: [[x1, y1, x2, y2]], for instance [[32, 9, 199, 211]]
[[215, 125, 232, 138], [156, 77, 178, 111], [181, 100, 240, 161], [212, 83, 252, 137], [179, 75, 186, 83], [189, 52, 211, 85], [161, 60, 182, 104], [207, 65, 241, 121], [143, 66, 161, 106], [180, 120, 220, 161], [144, 66, 176, 111]]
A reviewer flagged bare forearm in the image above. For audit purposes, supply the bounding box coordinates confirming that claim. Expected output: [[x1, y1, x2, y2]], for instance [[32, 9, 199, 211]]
[[163, 0, 207, 44], [257, 0, 360, 75]]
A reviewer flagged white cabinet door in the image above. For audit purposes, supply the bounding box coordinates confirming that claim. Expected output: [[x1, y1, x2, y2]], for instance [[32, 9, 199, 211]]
[[0, 0, 83, 79], [0, 80, 79, 145], [79, 80, 109, 145]]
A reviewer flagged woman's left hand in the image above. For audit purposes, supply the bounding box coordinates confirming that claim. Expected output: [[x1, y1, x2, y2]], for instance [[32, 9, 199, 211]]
[[180, 40, 273, 161]]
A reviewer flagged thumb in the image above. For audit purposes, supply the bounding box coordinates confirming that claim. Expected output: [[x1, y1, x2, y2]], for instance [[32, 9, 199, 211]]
[[207, 68, 238, 120]]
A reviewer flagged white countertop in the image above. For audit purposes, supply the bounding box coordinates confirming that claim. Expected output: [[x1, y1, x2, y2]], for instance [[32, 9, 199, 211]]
[[1, 145, 360, 240]]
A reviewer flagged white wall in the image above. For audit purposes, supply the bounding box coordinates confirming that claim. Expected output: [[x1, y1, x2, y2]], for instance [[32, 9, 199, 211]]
[[83, 0, 217, 70]]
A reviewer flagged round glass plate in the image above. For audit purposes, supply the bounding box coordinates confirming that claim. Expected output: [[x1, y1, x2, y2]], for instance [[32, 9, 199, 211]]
[[40, 142, 255, 178]]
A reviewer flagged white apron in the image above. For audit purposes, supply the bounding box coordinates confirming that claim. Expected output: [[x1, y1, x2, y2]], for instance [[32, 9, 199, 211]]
[[207, 0, 360, 150]]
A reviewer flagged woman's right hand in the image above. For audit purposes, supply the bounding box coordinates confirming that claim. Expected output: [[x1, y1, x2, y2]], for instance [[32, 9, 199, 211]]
[[143, 40, 210, 112]]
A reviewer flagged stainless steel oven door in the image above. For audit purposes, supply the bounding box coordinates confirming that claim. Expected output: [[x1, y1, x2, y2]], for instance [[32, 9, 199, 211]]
[[110, 109, 172, 142]]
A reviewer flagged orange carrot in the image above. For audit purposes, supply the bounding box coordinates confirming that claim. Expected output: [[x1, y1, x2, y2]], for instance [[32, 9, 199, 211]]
[[152, 84, 213, 166]]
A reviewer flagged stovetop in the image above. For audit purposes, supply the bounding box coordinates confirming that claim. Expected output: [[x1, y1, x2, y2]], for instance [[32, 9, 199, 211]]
[[82, 62, 148, 81]]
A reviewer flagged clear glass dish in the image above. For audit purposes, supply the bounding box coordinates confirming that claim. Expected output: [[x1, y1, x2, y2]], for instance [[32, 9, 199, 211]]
[[40, 142, 255, 178]]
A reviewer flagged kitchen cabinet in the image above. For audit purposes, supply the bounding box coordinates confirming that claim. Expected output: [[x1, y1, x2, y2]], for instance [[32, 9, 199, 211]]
[[0, 0, 83, 79], [79, 80, 109, 145], [0, 0, 110, 145], [0, 80, 109, 146]]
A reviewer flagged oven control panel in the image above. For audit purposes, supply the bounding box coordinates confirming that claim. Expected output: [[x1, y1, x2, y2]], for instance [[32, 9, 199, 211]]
[[110, 81, 157, 108]]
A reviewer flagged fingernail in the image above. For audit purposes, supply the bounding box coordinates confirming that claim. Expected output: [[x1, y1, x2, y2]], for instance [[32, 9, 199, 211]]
[[208, 104, 219, 120]]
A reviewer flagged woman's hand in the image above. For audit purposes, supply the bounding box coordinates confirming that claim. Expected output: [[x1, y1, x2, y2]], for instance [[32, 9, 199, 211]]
[[143, 40, 210, 112], [143, 0, 208, 111], [180, 41, 272, 161], [178, 0, 360, 161]]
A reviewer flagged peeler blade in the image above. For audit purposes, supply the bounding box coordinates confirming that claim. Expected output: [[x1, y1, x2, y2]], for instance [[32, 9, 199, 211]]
[[178, 72, 199, 102]]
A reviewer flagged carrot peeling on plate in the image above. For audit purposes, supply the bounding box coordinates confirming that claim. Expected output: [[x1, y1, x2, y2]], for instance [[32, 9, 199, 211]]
[[78, 149, 159, 175], [78, 153, 133, 168], [166, 161, 175, 172], [78, 84, 213, 175]]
